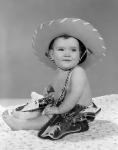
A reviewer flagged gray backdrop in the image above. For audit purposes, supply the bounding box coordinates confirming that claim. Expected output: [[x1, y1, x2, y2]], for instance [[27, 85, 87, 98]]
[[0, 0, 118, 98]]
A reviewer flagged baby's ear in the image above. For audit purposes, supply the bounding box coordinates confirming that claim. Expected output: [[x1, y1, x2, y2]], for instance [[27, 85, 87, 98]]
[[49, 49, 54, 60]]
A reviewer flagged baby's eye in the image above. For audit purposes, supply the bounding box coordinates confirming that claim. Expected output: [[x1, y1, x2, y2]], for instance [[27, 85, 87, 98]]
[[71, 48, 77, 52], [58, 48, 64, 51]]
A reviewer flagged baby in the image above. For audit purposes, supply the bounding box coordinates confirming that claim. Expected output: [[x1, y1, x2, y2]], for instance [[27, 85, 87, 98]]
[[2, 18, 106, 140]]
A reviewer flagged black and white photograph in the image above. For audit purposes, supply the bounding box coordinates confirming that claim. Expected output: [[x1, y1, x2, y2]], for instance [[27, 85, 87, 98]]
[[0, 0, 118, 149]]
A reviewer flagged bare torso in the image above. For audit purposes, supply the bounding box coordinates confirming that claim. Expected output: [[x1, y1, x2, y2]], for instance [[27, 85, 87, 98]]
[[51, 68, 92, 107]]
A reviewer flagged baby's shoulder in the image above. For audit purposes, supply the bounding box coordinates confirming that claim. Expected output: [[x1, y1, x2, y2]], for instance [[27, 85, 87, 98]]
[[70, 66, 87, 85], [71, 66, 86, 78]]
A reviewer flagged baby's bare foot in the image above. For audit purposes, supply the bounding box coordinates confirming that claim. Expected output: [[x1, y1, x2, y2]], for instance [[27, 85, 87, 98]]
[[2, 110, 21, 130]]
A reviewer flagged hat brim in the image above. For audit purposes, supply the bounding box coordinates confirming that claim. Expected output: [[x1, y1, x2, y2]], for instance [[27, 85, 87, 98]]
[[32, 18, 106, 69]]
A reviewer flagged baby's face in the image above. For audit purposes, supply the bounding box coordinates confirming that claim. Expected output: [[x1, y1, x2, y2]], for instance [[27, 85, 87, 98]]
[[50, 37, 80, 70]]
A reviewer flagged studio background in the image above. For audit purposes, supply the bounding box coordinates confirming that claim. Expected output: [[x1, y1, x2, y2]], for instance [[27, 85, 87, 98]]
[[0, 0, 118, 99]]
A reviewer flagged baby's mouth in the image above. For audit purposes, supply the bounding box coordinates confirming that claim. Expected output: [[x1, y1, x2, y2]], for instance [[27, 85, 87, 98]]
[[63, 59, 71, 61]]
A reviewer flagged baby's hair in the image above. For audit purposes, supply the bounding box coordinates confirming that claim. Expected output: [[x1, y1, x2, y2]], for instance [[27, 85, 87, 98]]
[[46, 34, 87, 64]]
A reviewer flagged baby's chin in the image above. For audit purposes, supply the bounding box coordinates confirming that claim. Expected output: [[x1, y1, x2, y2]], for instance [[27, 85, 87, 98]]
[[57, 65, 75, 71]]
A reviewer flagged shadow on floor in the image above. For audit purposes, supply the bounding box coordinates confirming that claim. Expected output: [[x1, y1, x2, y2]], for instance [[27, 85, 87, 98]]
[[58, 119, 118, 142]]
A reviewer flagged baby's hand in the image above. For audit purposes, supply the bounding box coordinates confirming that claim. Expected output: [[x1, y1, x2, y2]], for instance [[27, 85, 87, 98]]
[[42, 105, 59, 115]]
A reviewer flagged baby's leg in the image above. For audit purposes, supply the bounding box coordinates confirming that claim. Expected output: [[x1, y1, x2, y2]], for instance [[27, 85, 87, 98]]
[[12, 109, 41, 120], [21, 114, 51, 130], [3, 112, 51, 130]]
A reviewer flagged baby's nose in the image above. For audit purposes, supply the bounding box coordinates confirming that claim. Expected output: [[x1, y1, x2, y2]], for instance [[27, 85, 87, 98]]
[[64, 49, 71, 57]]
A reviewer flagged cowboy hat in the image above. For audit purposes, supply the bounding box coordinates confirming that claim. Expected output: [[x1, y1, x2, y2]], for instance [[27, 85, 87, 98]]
[[32, 18, 106, 69]]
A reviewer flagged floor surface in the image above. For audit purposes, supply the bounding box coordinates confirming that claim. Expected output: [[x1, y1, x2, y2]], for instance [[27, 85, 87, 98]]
[[0, 94, 118, 150]]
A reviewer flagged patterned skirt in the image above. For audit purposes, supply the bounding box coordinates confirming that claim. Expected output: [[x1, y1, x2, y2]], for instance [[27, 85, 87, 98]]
[[38, 102, 101, 140]]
